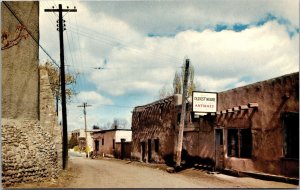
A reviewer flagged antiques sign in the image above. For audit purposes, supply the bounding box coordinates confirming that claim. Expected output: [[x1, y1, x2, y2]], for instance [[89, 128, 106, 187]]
[[192, 91, 217, 113]]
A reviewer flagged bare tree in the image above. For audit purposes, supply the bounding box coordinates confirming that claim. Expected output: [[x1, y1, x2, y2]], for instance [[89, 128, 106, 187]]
[[173, 71, 182, 94], [157, 84, 173, 99]]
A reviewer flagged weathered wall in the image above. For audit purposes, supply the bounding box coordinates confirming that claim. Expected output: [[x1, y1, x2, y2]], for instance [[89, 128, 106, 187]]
[[1, 2, 63, 187], [1, 1, 39, 119], [217, 72, 299, 177], [131, 95, 180, 163], [39, 68, 62, 172]]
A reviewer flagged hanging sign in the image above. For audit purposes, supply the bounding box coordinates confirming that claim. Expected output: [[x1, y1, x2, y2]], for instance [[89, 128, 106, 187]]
[[192, 91, 217, 113]]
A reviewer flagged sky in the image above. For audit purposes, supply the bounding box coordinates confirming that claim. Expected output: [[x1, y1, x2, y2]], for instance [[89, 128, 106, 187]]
[[39, 0, 299, 132]]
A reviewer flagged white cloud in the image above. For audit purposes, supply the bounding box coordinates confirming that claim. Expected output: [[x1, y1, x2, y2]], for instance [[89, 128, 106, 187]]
[[82, 0, 299, 35], [85, 21, 298, 96], [40, 1, 299, 128], [76, 91, 113, 106]]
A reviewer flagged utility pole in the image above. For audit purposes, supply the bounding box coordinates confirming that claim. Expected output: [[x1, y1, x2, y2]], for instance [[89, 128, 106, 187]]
[[78, 102, 92, 157], [45, 4, 77, 170], [175, 58, 190, 167]]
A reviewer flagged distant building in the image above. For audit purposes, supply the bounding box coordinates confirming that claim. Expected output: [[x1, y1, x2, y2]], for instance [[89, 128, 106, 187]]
[[91, 128, 132, 159], [70, 129, 97, 152], [132, 72, 299, 179]]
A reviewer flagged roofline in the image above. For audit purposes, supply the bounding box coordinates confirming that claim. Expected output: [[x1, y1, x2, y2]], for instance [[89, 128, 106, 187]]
[[91, 128, 132, 134], [219, 72, 299, 94]]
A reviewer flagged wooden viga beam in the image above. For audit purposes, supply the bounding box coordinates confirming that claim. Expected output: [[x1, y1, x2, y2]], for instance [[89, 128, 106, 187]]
[[233, 106, 240, 112], [248, 102, 259, 108], [239, 105, 248, 110]]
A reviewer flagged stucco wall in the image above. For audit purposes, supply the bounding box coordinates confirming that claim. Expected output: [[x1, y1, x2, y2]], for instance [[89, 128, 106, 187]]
[[217, 72, 299, 177], [115, 130, 132, 142], [1, 1, 39, 119], [92, 130, 116, 156]]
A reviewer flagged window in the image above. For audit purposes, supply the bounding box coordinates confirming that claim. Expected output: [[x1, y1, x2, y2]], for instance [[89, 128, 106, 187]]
[[102, 138, 104, 145], [154, 139, 159, 152], [227, 128, 252, 158], [227, 129, 238, 157], [177, 113, 181, 124], [283, 112, 299, 159], [113, 139, 115, 149]]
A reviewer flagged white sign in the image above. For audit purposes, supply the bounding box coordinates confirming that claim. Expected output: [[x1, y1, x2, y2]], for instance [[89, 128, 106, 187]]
[[192, 92, 217, 113]]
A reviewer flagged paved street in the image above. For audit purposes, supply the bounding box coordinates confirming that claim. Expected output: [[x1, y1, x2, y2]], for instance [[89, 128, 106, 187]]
[[66, 155, 297, 188]]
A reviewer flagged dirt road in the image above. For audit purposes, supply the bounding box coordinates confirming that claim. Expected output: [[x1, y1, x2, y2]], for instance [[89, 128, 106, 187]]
[[66, 156, 297, 188]]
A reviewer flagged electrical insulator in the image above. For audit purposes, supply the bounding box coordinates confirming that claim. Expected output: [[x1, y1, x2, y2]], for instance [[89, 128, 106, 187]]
[[67, 6, 69, 8]]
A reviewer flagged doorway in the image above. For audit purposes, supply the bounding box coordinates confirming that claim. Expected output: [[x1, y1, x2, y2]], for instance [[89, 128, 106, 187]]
[[148, 139, 152, 162], [215, 128, 224, 170], [120, 138, 125, 159], [141, 141, 146, 162]]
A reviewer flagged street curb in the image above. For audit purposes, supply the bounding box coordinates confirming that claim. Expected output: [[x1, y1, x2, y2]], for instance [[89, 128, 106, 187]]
[[221, 169, 299, 185]]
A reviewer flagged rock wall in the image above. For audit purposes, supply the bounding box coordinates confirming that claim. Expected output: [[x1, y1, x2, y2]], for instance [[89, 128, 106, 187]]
[[39, 67, 62, 173], [2, 119, 60, 187]]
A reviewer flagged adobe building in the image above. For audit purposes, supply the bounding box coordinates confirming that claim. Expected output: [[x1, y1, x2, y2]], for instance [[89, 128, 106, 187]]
[[131, 95, 182, 163], [131, 72, 299, 179], [91, 128, 132, 159]]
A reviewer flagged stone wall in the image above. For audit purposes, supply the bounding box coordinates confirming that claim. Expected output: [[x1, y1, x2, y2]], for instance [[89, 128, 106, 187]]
[[39, 67, 62, 173], [2, 119, 60, 187]]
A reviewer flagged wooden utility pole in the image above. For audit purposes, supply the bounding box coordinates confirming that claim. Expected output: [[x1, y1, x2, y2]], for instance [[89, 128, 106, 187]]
[[78, 102, 92, 157], [45, 4, 77, 170], [175, 58, 190, 167]]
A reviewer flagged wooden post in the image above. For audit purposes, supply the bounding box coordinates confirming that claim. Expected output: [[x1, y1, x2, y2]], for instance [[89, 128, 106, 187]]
[[175, 58, 190, 167]]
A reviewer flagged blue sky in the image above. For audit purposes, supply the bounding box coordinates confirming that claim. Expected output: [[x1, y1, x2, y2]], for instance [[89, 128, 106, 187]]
[[39, 0, 299, 131]]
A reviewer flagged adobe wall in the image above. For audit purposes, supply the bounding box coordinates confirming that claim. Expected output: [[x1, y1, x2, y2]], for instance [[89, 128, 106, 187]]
[[176, 105, 215, 165], [1, 1, 39, 119], [92, 131, 116, 156], [217, 72, 299, 177], [131, 95, 180, 163]]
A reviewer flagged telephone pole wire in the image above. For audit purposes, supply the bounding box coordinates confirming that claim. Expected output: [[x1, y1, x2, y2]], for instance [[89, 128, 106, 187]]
[[45, 4, 77, 170], [175, 58, 190, 167], [78, 102, 92, 157]]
